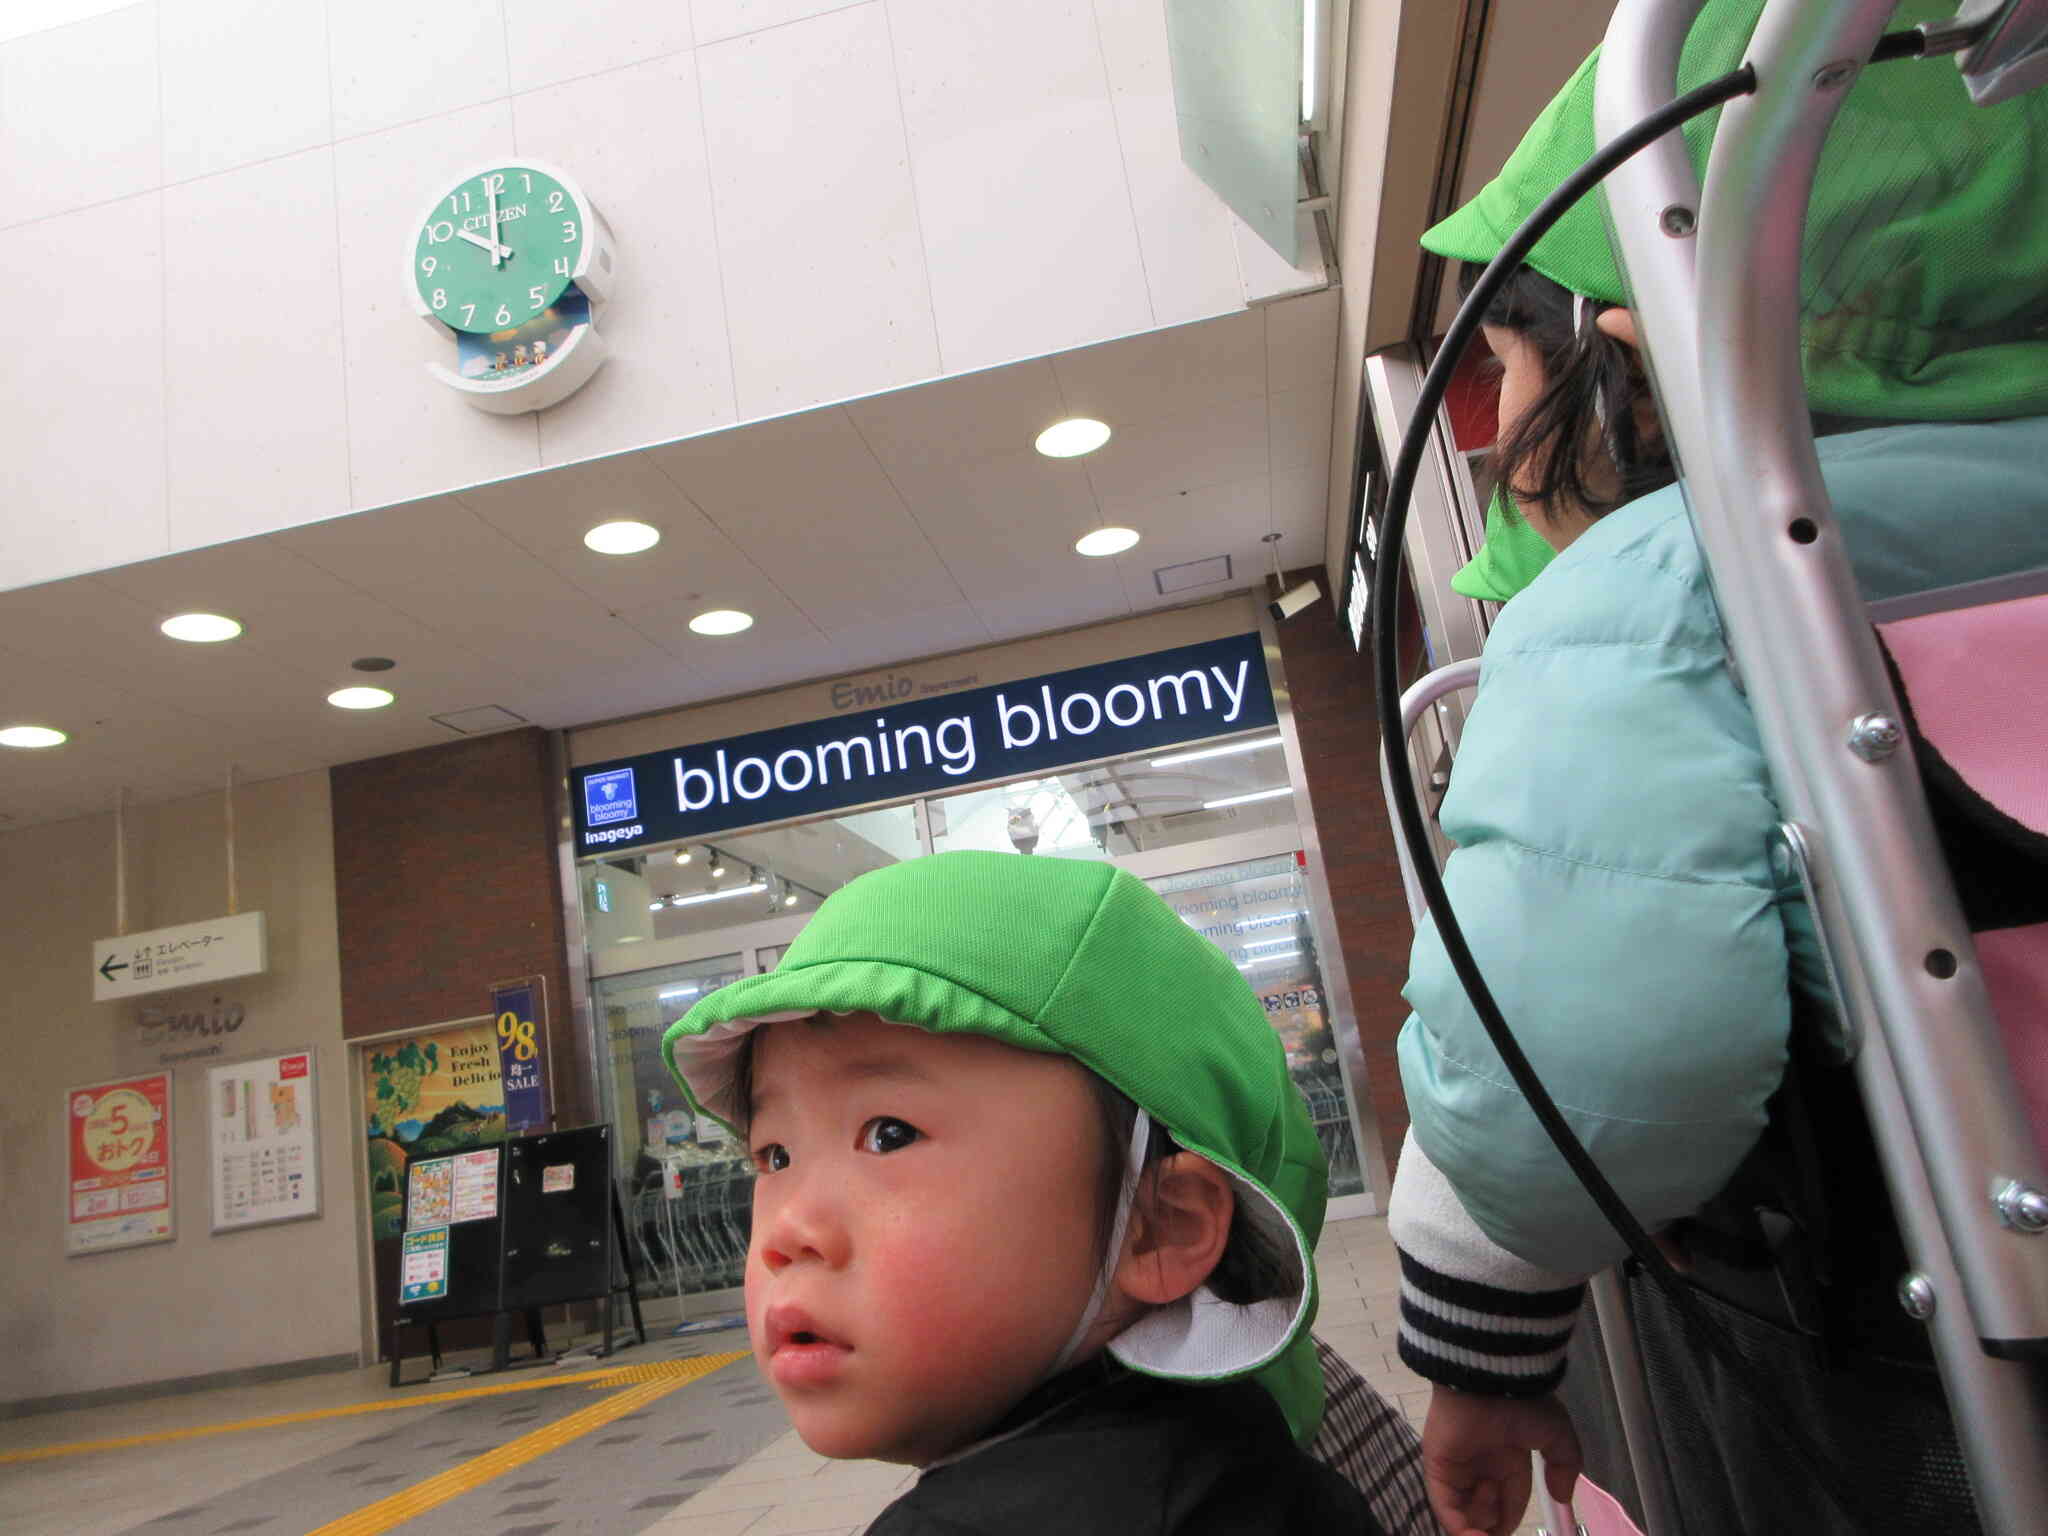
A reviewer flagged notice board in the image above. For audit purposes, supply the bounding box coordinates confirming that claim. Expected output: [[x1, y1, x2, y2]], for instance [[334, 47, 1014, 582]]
[[397, 1145, 505, 1317], [207, 1049, 321, 1232], [501, 1124, 616, 1311]]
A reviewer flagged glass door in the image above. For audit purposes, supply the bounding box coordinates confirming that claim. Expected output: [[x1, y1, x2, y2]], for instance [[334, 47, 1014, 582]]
[[1148, 854, 1366, 1201]]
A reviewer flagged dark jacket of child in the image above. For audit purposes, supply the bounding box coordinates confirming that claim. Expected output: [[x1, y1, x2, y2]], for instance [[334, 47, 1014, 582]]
[[865, 1361, 1387, 1535]]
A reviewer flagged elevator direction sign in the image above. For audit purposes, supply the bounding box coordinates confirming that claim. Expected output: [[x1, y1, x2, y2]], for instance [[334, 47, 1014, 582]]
[[94, 912, 268, 1003]]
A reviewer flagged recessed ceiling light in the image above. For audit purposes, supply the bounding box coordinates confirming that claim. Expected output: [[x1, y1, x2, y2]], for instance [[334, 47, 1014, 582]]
[[160, 613, 242, 643], [1203, 785, 1292, 810], [1075, 527, 1140, 558], [689, 609, 753, 636], [0, 724, 67, 748], [327, 686, 395, 710], [1035, 418, 1112, 458], [584, 520, 661, 555]]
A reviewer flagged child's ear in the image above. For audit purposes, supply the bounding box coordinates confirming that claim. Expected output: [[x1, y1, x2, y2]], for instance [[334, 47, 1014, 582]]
[[1114, 1153, 1234, 1306]]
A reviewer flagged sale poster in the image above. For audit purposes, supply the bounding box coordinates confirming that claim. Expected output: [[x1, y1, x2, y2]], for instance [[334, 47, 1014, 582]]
[[406, 1155, 454, 1230], [67, 1073, 174, 1256], [207, 1051, 321, 1233], [400, 1228, 450, 1302], [449, 1148, 499, 1223]]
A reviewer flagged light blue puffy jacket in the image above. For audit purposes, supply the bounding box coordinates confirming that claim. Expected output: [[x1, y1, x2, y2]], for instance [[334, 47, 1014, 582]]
[[1398, 414, 2048, 1275]]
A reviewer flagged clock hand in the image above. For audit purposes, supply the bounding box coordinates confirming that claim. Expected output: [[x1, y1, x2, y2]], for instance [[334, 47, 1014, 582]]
[[486, 180, 503, 269], [455, 227, 513, 260]]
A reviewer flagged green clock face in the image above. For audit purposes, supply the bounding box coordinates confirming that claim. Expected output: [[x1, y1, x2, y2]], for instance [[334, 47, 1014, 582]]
[[413, 165, 588, 335]]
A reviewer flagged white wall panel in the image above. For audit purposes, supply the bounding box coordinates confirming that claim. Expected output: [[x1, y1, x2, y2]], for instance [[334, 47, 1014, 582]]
[[502, 0, 694, 93], [823, 601, 991, 675], [1268, 384, 1335, 483], [696, 3, 938, 418], [517, 49, 737, 466], [971, 563, 1131, 641], [0, 3, 161, 229], [1089, 0, 1241, 327], [163, 147, 352, 551], [890, 0, 1150, 373], [693, 0, 864, 47], [160, 0, 332, 184], [331, 100, 540, 510], [0, 196, 169, 591], [1051, 306, 1265, 425], [326, 0, 510, 140]]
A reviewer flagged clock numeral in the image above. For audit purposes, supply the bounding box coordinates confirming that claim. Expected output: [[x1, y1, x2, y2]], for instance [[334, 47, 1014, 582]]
[[496, 304, 513, 325], [520, 172, 533, 192], [431, 288, 448, 310], [528, 286, 547, 310], [553, 256, 571, 277], [426, 221, 454, 245], [483, 172, 507, 195], [447, 190, 472, 214], [420, 255, 438, 276], [560, 219, 578, 244], [461, 304, 476, 324], [547, 190, 564, 213]]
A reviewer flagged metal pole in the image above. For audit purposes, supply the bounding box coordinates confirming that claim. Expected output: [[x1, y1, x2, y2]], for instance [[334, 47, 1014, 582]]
[[115, 785, 129, 936], [1599, 1, 2048, 1527], [225, 765, 238, 916]]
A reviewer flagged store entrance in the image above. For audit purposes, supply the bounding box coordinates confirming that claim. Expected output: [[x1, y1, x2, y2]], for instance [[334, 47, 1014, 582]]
[[589, 829, 1371, 1310]]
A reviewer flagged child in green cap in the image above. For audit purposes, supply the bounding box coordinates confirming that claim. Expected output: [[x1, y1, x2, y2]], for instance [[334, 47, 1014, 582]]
[[1385, 3, 2048, 1534], [662, 850, 1392, 1534]]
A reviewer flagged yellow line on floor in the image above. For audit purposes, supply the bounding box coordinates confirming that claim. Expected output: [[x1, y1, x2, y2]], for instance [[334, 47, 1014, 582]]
[[307, 1365, 723, 1536], [0, 1352, 748, 1466]]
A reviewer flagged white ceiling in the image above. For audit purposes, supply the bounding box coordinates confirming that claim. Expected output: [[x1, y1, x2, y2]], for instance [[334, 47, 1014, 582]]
[[0, 288, 1338, 833]]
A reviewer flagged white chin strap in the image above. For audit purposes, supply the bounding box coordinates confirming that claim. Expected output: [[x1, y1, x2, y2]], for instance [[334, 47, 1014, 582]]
[[1049, 1113, 1151, 1376]]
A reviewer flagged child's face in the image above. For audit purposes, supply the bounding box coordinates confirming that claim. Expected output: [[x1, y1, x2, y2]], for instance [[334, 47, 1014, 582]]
[[742, 1011, 1111, 1465]]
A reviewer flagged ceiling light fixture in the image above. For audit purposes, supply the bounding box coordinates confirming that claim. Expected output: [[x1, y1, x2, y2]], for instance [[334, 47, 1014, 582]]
[[673, 847, 694, 866], [584, 520, 661, 555], [0, 724, 67, 748], [326, 686, 395, 710], [658, 985, 703, 1001], [1035, 418, 1112, 458], [1150, 735, 1283, 768], [1202, 785, 1292, 810], [688, 609, 753, 636], [667, 881, 768, 909], [706, 849, 728, 879], [649, 898, 668, 911], [160, 612, 242, 643], [1075, 526, 1140, 558]]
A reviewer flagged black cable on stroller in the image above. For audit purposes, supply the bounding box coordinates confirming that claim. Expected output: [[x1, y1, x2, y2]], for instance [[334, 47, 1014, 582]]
[[1369, 37, 1944, 1533]]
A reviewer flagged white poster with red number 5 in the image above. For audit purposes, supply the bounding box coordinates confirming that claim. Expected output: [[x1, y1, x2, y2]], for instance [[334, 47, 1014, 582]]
[[67, 1073, 174, 1256]]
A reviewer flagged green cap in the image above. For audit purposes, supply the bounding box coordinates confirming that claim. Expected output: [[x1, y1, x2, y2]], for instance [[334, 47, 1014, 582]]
[[1451, 485, 1558, 602], [1424, 0, 2048, 423], [663, 851, 1330, 1435]]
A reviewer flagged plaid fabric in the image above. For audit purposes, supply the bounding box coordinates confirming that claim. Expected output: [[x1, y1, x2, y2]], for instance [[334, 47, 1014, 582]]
[[1308, 1336, 1440, 1536]]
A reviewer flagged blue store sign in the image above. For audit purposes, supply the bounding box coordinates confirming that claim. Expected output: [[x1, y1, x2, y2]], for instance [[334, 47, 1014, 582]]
[[573, 632, 1276, 854]]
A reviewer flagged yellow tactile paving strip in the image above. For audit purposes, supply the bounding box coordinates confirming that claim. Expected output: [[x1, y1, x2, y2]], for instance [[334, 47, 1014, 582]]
[[306, 1366, 725, 1536], [0, 1352, 749, 1466]]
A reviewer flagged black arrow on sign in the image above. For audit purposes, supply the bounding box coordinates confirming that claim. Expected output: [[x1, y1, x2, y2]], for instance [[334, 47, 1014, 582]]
[[99, 955, 129, 982]]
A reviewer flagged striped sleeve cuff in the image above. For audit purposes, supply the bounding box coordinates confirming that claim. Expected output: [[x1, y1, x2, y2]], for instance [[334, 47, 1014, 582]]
[[1395, 1248, 1583, 1397]]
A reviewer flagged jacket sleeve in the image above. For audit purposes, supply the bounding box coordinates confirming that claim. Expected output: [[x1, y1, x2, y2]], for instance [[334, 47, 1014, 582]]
[[1386, 1131, 1584, 1397], [1396, 514, 1798, 1276]]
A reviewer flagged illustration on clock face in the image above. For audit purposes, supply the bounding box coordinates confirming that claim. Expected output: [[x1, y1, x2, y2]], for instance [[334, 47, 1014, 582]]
[[455, 289, 590, 380], [408, 159, 615, 414]]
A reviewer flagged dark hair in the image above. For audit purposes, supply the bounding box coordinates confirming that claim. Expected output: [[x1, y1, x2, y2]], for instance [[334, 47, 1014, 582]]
[[1460, 260, 1675, 527], [1088, 1076, 1295, 1307]]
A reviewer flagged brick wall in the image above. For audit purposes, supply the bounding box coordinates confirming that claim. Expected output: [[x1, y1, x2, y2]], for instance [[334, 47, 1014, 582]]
[[330, 726, 589, 1123], [1273, 572, 1417, 1176]]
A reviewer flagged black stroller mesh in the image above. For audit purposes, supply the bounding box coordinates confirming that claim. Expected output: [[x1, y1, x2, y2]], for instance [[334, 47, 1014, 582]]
[[1599, 1273, 1984, 1535]]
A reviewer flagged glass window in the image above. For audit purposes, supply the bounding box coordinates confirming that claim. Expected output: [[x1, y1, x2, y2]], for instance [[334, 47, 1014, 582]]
[[598, 955, 755, 1295], [581, 803, 921, 948], [1147, 855, 1364, 1198], [927, 731, 1298, 860]]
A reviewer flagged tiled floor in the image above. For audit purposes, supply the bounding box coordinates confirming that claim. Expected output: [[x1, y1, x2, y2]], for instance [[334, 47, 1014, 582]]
[[0, 1215, 1555, 1535]]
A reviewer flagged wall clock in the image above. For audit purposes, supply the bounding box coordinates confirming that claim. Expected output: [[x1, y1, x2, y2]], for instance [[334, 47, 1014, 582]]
[[406, 159, 616, 414]]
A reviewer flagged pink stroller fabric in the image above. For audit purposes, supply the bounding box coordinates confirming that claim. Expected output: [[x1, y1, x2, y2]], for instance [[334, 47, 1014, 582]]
[[1880, 590, 2048, 1166]]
